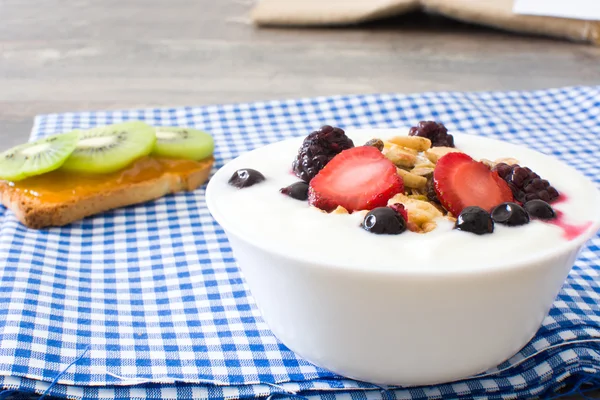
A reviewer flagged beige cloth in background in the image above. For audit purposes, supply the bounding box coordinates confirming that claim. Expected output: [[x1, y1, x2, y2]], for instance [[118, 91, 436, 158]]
[[251, 0, 600, 45]]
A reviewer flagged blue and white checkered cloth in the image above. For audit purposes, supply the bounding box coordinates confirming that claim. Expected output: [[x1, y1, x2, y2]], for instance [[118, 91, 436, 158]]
[[0, 86, 599, 400]]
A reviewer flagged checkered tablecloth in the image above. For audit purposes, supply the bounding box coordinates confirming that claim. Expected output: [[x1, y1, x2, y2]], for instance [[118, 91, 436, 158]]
[[0, 86, 599, 399]]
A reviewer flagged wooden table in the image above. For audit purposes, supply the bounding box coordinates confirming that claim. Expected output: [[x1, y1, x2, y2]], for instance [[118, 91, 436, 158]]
[[1, 0, 600, 150], [1, 1, 598, 399]]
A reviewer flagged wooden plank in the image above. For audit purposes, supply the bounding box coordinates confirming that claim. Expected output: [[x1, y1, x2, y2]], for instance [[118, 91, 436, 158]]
[[1, 2, 599, 147]]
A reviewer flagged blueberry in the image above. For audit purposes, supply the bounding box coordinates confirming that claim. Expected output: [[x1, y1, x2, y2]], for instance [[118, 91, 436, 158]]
[[524, 199, 556, 220], [455, 206, 494, 235], [491, 202, 530, 226], [228, 168, 265, 189], [362, 207, 406, 235], [280, 182, 309, 201]]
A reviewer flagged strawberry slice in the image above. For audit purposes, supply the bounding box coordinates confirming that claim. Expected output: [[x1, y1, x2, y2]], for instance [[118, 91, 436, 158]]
[[434, 152, 513, 216], [308, 146, 404, 212]]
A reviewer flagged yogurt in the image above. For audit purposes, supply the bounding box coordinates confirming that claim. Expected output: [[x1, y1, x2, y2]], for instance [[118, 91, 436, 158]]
[[208, 129, 598, 271]]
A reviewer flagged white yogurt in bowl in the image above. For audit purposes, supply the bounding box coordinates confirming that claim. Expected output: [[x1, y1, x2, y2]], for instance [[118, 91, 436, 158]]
[[206, 129, 600, 385], [208, 129, 597, 272]]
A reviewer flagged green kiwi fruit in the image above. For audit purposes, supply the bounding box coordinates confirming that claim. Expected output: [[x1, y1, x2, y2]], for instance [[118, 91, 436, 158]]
[[0, 132, 78, 181], [61, 121, 156, 174], [152, 127, 214, 161]]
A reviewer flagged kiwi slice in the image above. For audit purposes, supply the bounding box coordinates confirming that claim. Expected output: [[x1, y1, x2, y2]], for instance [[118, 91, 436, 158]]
[[0, 132, 78, 181], [152, 127, 214, 161], [61, 121, 156, 174]]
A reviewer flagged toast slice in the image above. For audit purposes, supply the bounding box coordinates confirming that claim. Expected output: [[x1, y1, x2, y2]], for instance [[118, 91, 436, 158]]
[[0, 157, 214, 229]]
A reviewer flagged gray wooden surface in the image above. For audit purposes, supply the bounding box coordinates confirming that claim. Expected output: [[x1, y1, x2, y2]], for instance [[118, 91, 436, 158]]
[[1, 0, 600, 150], [1, 1, 599, 399]]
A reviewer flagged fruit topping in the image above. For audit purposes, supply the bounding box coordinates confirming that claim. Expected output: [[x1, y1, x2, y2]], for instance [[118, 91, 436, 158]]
[[492, 163, 559, 203], [387, 193, 443, 231], [425, 179, 440, 204], [491, 202, 530, 226], [524, 199, 556, 220], [389, 203, 408, 222], [364, 139, 384, 151], [433, 152, 514, 216], [0, 132, 78, 181], [292, 125, 354, 182], [152, 126, 214, 161], [295, 125, 565, 237], [229, 168, 265, 189], [493, 157, 520, 166], [409, 121, 454, 147], [280, 181, 309, 201], [62, 121, 156, 174], [308, 146, 403, 212], [362, 207, 407, 235], [455, 206, 494, 235]]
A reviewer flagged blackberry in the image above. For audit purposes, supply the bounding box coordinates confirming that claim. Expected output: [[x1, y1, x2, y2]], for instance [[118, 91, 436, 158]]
[[292, 125, 354, 182], [492, 163, 559, 203], [409, 121, 454, 147]]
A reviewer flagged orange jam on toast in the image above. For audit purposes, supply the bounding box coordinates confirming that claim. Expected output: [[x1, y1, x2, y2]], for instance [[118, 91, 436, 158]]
[[6, 156, 210, 203]]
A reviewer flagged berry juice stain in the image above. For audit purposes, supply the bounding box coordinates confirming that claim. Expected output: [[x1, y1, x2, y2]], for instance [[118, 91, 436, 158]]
[[554, 193, 569, 204], [548, 209, 592, 240]]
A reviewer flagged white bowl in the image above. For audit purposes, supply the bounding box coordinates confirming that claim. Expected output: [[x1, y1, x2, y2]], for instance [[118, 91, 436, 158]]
[[206, 130, 600, 386]]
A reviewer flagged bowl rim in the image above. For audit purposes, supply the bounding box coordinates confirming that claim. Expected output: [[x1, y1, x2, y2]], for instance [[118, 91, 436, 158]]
[[206, 130, 600, 277]]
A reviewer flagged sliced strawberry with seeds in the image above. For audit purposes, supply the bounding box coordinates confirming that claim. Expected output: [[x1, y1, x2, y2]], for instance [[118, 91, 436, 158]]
[[308, 146, 404, 212], [434, 152, 513, 216]]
